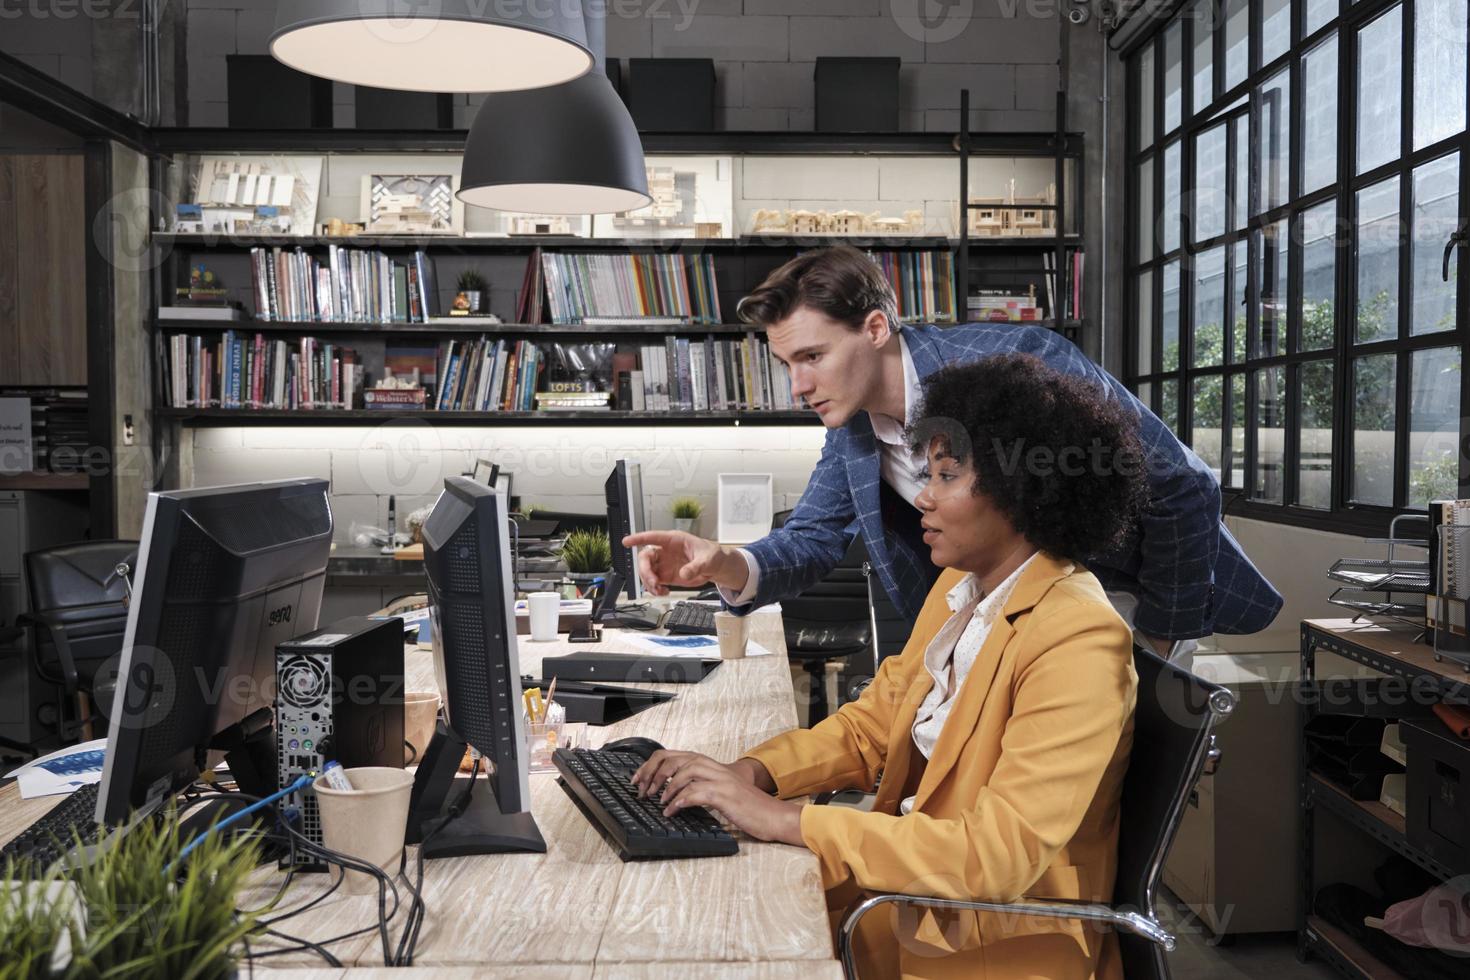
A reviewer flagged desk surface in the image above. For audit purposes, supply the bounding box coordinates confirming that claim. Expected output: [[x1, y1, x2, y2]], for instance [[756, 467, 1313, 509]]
[[1303, 617, 1470, 702], [0, 608, 839, 976]]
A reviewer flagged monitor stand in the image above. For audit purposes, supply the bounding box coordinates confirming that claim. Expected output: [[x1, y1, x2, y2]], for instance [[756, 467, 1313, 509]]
[[406, 721, 545, 857]]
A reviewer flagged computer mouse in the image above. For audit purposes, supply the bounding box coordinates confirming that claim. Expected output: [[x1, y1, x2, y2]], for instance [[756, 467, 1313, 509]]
[[602, 736, 665, 762]]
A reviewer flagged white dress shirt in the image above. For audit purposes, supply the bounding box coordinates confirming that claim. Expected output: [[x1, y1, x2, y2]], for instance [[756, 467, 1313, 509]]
[[900, 553, 1039, 816], [722, 334, 926, 606]]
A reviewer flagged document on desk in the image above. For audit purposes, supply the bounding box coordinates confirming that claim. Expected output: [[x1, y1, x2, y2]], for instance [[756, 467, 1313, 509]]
[[621, 634, 774, 658], [6, 738, 108, 799]]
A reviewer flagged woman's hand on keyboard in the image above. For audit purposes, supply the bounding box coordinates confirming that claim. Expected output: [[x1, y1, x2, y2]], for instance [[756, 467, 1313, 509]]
[[634, 751, 804, 846]]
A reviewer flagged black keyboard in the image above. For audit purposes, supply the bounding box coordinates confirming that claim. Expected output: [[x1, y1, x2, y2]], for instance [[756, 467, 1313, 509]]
[[1, 783, 103, 873], [553, 747, 738, 861], [663, 601, 717, 636]]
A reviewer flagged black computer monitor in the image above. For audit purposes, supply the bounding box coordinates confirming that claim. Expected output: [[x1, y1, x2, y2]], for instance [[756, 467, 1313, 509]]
[[407, 476, 544, 856], [98, 479, 334, 825], [605, 459, 646, 602]]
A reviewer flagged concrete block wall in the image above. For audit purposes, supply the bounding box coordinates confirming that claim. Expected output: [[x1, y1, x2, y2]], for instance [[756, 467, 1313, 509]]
[[0, 4, 96, 100], [185, 423, 830, 546], [182, 0, 1062, 131]]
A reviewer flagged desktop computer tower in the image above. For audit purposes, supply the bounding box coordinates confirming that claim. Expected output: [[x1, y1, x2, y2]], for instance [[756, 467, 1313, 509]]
[[275, 616, 405, 867]]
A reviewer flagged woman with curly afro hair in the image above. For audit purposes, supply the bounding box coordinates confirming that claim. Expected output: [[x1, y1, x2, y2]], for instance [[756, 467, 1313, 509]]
[[632, 354, 1149, 980]]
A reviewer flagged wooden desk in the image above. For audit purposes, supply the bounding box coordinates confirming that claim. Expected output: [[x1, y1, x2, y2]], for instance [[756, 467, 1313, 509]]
[[0, 608, 840, 977]]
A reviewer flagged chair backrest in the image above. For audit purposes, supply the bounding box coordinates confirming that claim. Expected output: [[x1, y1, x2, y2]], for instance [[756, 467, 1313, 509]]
[[25, 540, 137, 614], [1114, 646, 1235, 980]]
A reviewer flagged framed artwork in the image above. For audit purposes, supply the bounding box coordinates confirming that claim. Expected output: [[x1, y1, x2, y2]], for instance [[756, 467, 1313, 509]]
[[178, 155, 324, 236], [361, 174, 464, 235], [717, 473, 774, 544]]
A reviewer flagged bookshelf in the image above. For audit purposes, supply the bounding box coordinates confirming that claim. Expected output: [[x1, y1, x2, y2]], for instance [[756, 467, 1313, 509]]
[[149, 125, 1086, 429]]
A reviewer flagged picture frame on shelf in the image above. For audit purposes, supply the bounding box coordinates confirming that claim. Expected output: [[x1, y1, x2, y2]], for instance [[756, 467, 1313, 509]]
[[361, 174, 464, 235], [177, 155, 324, 236], [593, 155, 733, 239], [717, 473, 774, 545]]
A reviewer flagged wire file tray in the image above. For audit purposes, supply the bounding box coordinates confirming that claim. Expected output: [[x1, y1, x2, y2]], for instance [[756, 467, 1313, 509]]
[[1327, 514, 1431, 633]]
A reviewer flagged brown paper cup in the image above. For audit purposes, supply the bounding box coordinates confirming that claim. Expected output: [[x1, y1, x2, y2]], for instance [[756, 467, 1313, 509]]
[[714, 611, 749, 660], [403, 692, 441, 766], [313, 767, 415, 894]]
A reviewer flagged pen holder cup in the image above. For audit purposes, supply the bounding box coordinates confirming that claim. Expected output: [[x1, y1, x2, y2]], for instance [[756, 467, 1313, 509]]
[[525, 721, 587, 773], [312, 767, 415, 894]]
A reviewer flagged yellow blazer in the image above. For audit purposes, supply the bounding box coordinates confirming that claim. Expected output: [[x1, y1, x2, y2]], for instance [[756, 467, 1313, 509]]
[[744, 553, 1137, 980]]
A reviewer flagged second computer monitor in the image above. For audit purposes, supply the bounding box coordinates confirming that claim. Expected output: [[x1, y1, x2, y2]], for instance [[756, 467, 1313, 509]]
[[605, 459, 646, 602]]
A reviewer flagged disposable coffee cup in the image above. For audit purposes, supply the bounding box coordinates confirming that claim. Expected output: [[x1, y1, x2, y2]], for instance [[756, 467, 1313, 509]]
[[313, 767, 415, 894], [403, 691, 441, 766], [713, 611, 749, 660], [528, 591, 560, 642]]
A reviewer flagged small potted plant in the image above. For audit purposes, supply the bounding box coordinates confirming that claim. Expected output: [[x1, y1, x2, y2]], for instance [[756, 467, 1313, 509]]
[[455, 269, 489, 314], [672, 497, 703, 534], [559, 528, 612, 589]]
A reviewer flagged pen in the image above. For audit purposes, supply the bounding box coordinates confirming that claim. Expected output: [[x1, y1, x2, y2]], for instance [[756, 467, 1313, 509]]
[[542, 677, 557, 723]]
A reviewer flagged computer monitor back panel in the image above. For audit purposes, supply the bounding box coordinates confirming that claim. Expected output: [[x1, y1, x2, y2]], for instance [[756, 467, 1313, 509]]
[[421, 478, 531, 814], [99, 479, 333, 824], [605, 460, 646, 601]]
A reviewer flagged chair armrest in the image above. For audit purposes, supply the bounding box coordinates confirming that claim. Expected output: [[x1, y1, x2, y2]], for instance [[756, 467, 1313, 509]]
[[837, 893, 1175, 979], [17, 610, 80, 693]]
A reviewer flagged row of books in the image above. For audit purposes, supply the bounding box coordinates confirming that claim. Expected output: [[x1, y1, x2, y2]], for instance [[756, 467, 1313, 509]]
[[250, 247, 440, 323], [160, 332, 364, 410], [620, 336, 796, 412], [540, 252, 723, 325], [868, 250, 958, 323], [1042, 250, 1085, 320], [429, 338, 545, 413]]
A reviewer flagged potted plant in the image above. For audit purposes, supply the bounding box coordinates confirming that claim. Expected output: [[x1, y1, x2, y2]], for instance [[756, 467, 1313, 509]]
[[1, 811, 266, 978], [559, 528, 612, 589], [672, 497, 703, 534], [455, 269, 489, 314]]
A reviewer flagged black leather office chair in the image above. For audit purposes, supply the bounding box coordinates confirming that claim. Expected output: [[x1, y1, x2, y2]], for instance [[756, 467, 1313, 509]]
[[837, 645, 1235, 980], [20, 541, 137, 742], [781, 535, 873, 726]]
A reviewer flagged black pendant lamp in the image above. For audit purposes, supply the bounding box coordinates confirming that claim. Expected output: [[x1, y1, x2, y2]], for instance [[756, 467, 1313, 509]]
[[270, 0, 592, 93], [457, 2, 650, 215]]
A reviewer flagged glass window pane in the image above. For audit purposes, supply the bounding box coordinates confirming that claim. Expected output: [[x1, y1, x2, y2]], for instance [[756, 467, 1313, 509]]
[[1253, 366, 1287, 502], [1192, 375, 1225, 478], [1301, 202, 1339, 351], [1263, 0, 1293, 66], [1258, 220, 1289, 357], [1137, 381, 1154, 412], [1192, 0, 1216, 113], [1228, 373, 1247, 487], [1299, 360, 1335, 508], [1351, 353, 1397, 505], [1409, 346, 1462, 506], [1411, 152, 1459, 335], [1258, 69, 1292, 213], [1138, 161, 1155, 261], [1302, 34, 1339, 193], [1414, 0, 1467, 150], [1138, 43, 1156, 151], [1164, 21, 1183, 134], [1163, 141, 1182, 253], [1163, 259, 1182, 370], [1305, 0, 1338, 35], [1355, 176, 1401, 343], [1231, 241, 1249, 363], [1195, 124, 1228, 241], [1194, 246, 1227, 367], [1233, 115, 1249, 229], [1162, 378, 1181, 435], [1225, 0, 1250, 89], [1358, 7, 1403, 174], [1136, 271, 1154, 375]]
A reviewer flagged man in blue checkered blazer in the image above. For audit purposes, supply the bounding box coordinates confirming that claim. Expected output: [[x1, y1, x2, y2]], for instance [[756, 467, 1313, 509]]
[[626, 247, 1281, 650]]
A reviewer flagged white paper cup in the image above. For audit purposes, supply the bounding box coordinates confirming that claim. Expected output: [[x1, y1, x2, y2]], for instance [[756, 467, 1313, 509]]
[[313, 767, 415, 894], [714, 611, 749, 660], [528, 591, 560, 642], [403, 691, 440, 765]]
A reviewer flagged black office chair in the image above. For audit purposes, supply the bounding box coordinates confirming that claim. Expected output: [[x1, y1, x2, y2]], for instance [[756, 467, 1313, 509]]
[[781, 536, 873, 726], [20, 541, 137, 743], [837, 645, 1235, 980]]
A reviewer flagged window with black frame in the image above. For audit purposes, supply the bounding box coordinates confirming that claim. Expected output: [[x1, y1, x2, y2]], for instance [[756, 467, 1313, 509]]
[[1126, 0, 1468, 530]]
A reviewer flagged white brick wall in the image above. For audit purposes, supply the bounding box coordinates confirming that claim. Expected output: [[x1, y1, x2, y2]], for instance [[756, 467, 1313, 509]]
[[186, 424, 829, 545], [178, 0, 1062, 131]]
